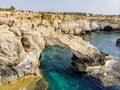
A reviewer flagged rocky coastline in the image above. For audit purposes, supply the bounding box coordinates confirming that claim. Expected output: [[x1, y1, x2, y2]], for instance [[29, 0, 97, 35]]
[[0, 10, 120, 89]]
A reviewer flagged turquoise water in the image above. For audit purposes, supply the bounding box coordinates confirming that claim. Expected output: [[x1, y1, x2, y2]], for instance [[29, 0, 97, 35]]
[[40, 46, 106, 90], [85, 32, 120, 58], [40, 32, 120, 90]]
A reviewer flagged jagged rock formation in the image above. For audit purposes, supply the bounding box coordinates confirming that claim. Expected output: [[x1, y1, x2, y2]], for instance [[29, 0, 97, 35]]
[[87, 55, 120, 87], [0, 26, 98, 82], [0, 11, 120, 88], [0, 30, 25, 83], [0, 28, 45, 83]]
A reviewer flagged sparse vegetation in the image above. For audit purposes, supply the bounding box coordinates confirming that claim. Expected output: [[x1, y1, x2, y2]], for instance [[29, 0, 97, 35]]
[[0, 6, 15, 11], [10, 6, 15, 11]]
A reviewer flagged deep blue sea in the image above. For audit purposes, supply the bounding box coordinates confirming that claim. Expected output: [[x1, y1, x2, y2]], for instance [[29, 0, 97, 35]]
[[85, 32, 120, 58], [40, 32, 120, 90]]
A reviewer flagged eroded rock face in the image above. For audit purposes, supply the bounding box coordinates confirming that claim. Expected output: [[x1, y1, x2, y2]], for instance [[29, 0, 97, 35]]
[[0, 30, 26, 83], [0, 11, 120, 88], [86, 56, 120, 87], [0, 26, 100, 83], [60, 20, 91, 35], [0, 25, 119, 88], [0, 29, 45, 83], [44, 30, 105, 71]]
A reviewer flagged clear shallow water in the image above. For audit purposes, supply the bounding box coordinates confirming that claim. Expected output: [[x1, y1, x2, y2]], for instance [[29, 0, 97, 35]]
[[40, 46, 106, 90], [85, 32, 120, 58], [40, 32, 120, 90]]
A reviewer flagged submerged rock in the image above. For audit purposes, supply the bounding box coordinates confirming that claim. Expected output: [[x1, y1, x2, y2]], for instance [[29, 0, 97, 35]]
[[116, 38, 120, 46]]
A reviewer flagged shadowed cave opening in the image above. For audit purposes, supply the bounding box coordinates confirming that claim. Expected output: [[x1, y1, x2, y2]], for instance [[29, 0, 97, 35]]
[[103, 26, 113, 31]]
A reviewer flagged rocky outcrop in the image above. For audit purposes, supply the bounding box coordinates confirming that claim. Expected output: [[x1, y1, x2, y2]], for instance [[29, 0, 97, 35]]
[[0, 11, 120, 88], [44, 30, 105, 71], [0, 28, 45, 83], [86, 55, 120, 87], [0, 30, 26, 83], [116, 38, 120, 46], [0, 25, 105, 84], [59, 20, 91, 35]]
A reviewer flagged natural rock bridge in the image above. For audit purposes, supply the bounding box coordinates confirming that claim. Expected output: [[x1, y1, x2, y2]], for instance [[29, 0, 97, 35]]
[[0, 11, 120, 88]]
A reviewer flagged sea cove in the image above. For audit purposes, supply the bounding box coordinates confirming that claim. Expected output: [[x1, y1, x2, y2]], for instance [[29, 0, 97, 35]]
[[40, 46, 105, 90], [0, 6, 120, 90], [40, 32, 120, 90]]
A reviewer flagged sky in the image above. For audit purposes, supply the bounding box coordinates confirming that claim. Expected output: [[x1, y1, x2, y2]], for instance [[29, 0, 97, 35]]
[[0, 0, 120, 15]]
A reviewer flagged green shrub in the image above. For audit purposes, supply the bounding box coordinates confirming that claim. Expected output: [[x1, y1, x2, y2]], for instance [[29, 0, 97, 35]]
[[0, 6, 15, 11]]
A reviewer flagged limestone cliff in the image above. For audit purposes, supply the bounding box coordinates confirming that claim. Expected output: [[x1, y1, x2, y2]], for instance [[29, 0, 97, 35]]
[[0, 11, 119, 88]]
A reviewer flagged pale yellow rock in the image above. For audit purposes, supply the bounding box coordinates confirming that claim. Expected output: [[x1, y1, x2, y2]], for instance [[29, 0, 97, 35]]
[[9, 27, 21, 37], [0, 11, 119, 87]]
